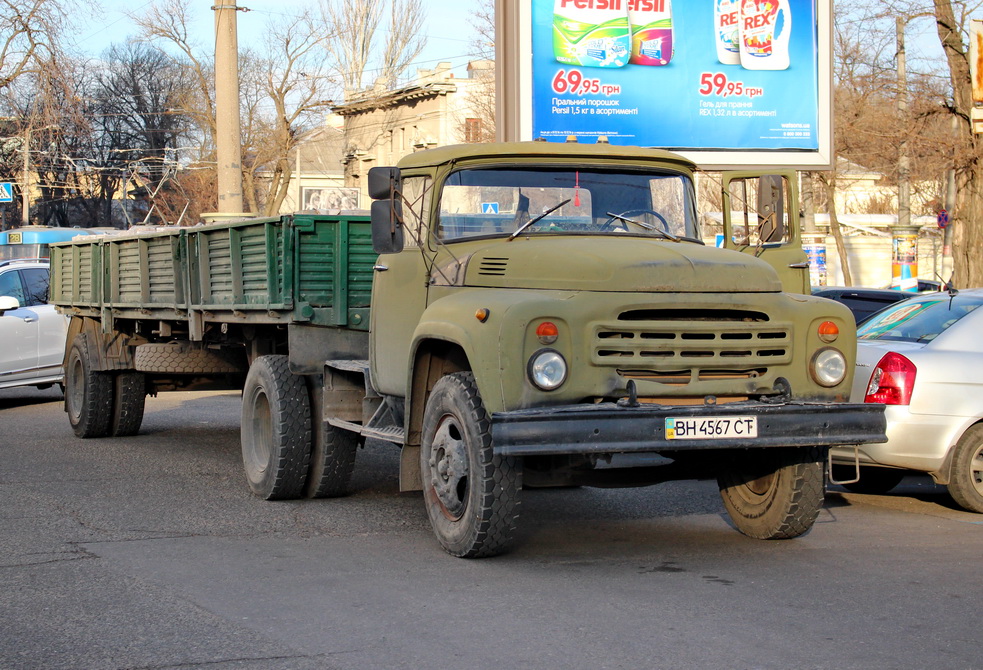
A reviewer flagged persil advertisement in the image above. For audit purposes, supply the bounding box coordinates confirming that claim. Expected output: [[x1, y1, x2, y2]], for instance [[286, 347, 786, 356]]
[[501, 0, 832, 168]]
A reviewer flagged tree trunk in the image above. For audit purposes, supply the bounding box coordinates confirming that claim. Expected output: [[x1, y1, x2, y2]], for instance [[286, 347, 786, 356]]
[[933, 0, 983, 287], [822, 173, 853, 286]]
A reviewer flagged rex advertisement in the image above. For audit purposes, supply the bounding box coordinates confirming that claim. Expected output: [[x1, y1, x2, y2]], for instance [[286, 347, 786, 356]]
[[532, 0, 821, 153]]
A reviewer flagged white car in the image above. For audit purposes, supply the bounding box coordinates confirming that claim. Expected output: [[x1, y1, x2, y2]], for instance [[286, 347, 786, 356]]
[[0, 259, 68, 392], [830, 288, 983, 513]]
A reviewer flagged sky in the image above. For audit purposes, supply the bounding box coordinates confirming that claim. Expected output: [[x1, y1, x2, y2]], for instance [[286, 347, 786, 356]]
[[71, 0, 483, 79]]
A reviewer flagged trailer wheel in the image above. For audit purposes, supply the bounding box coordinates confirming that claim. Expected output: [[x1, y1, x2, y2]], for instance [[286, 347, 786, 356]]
[[717, 447, 825, 540], [135, 342, 243, 374], [420, 372, 521, 558], [111, 371, 146, 437], [241, 355, 312, 500], [66, 333, 113, 438]]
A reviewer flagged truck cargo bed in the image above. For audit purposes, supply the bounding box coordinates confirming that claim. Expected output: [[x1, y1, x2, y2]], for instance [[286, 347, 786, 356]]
[[50, 214, 375, 331]]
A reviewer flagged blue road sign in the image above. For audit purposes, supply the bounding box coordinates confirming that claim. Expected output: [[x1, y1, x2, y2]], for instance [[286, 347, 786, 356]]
[[481, 202, 499, 214], [0, 183, 12, 203], [937, 209, 949, 228]]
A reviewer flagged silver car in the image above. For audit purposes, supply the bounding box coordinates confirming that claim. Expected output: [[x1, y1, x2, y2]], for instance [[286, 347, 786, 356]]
[[0, 259, 68, 392], [829, 288, 983, 513]]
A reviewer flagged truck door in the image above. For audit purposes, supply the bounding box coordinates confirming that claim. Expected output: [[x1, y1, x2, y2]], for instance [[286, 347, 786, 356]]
[[368, 174, 433, 398], [721, 171, 810, 294]]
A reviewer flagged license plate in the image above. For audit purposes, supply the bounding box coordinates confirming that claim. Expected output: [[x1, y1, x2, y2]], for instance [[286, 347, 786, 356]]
[[665, 416, 758, 440]]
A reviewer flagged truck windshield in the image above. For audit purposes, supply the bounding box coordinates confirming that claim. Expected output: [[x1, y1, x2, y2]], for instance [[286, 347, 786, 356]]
[[437, 167, 699, 241]]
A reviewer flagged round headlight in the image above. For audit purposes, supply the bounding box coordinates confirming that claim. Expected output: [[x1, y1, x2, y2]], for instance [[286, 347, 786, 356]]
[[811, 347, 847, 387], [528, 349, 567, 391]]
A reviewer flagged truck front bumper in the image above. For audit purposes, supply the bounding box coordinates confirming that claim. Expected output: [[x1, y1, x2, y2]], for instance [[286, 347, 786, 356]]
[[490, 401, 887, 457]]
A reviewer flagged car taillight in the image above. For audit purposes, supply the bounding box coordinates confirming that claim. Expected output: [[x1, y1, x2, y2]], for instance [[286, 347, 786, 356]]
[[864, 352, 916, 405]]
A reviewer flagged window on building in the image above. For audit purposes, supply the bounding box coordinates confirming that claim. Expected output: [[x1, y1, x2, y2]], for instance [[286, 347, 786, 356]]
[[465, 118, 482, 143]]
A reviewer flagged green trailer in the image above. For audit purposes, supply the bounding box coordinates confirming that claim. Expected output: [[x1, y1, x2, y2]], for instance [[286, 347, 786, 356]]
[[51, 142, 887, 558]]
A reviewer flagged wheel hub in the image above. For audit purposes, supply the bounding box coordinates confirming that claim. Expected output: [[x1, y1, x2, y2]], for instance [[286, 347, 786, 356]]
[[428, 417, 469, 519]]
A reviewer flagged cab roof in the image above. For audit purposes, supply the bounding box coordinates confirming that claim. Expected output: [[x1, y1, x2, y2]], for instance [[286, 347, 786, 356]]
[[394, 141, 697, 172]]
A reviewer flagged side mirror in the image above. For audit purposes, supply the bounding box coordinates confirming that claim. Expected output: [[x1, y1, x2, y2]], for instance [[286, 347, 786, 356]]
[[371, 199, 404, 254], [368, 166, 401, 200], [0, 295, 21, 314]]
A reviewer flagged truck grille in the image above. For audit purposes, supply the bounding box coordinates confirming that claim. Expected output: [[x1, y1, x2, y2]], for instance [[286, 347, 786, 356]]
[[592, 309, 792, 371]]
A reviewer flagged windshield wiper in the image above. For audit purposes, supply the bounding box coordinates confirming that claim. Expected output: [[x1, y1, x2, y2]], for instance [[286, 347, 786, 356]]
[[508, 199, 571, 241], [604, 212, 679, 241]]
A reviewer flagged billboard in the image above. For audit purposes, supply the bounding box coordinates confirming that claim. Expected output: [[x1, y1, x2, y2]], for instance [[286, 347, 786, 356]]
[[496, 0, 833, 169]]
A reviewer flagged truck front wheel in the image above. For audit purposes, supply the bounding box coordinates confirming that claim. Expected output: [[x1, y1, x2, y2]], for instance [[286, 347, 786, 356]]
[[66, 333, 113, 438], [241, 355, 312, 500], [717, 447, 825, 539], [420, 372, 521, 558]]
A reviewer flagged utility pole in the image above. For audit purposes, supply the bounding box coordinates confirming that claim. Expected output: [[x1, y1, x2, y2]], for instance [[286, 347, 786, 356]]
[[896, 16, 910, 232], [213, 0, 245, 215]]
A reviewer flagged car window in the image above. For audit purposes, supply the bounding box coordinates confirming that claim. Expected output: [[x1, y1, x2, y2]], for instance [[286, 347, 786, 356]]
[[0, 269, 25, 303], [21, 267, 50, 306], [858, 295, 983, 343]]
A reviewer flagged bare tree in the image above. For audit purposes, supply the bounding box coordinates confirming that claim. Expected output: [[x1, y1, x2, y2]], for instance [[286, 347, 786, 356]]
[[238, 12, 336, 216], [320, 0, 427, 98], [0, 0, 70, 91]]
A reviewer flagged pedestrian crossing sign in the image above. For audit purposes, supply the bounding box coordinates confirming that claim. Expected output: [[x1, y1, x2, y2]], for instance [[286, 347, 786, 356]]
[[0, 183, 12, 203], [481, 202, 499, 214]]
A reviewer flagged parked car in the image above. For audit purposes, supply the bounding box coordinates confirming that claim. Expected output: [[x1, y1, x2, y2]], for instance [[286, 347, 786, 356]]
[[812, 286, 915, 324], [829, 288, 983, 513], [0, 259, 68, 392]]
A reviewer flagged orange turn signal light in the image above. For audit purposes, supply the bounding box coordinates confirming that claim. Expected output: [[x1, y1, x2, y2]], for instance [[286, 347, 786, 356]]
[[818, 321, 839, 343], [475, 308, 490, 322], [536, 321, 559, 344]]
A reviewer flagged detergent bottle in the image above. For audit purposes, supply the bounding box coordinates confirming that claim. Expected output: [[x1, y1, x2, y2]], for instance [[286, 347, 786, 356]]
[[714, 0, 741, 65], [739, 0, 791, 70], [628, 0, 673, 66], [553, 0, 631, 68]]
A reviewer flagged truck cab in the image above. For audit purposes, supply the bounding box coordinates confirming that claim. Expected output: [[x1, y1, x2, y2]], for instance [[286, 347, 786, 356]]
[[367, 142, 884, 556]]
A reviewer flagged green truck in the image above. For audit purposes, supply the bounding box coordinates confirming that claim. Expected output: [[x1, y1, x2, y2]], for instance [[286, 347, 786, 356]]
[[50, 142, 885, 557]]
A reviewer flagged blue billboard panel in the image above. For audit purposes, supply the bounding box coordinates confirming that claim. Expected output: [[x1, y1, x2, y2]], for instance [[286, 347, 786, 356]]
[[532, 0, 820, 151]]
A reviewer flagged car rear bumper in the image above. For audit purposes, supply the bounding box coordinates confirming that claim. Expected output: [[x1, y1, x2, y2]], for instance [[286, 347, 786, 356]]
[[829, 405, 968, 473], [491, 400, 887, 457]]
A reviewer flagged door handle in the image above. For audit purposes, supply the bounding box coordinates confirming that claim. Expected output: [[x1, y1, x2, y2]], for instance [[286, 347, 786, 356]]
[[788, 261, 810, 269], [373, 264, 389, 272], [22, 316, 37, 323]]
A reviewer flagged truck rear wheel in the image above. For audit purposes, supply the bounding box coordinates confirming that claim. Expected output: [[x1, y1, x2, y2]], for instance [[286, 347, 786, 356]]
[[111, 371, 146, 437], [304, 423, 358, 498], [241, 355, 312, 500], [420, 372, 521, 558], [66, 333, 113, 438], [717, 447, 824, 539]]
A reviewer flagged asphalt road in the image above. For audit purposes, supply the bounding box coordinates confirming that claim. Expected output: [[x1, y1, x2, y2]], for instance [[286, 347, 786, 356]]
[[1, 386, 981, 670]]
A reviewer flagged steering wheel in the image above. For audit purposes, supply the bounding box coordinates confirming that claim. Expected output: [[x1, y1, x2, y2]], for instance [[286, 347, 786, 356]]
[[600, 208, 671, 233]]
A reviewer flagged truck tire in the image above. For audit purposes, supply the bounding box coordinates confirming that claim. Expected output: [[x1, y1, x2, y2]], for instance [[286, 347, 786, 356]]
[[305, 422, 358, 498], [241, 355, 312, 500], [420, 372, 521, 558], [134, 342, 243, 374], [717, 447, 824, 540], [66, 333, 114, 438], [947, 424, 983, 514], [111, 371, 146, 437]]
